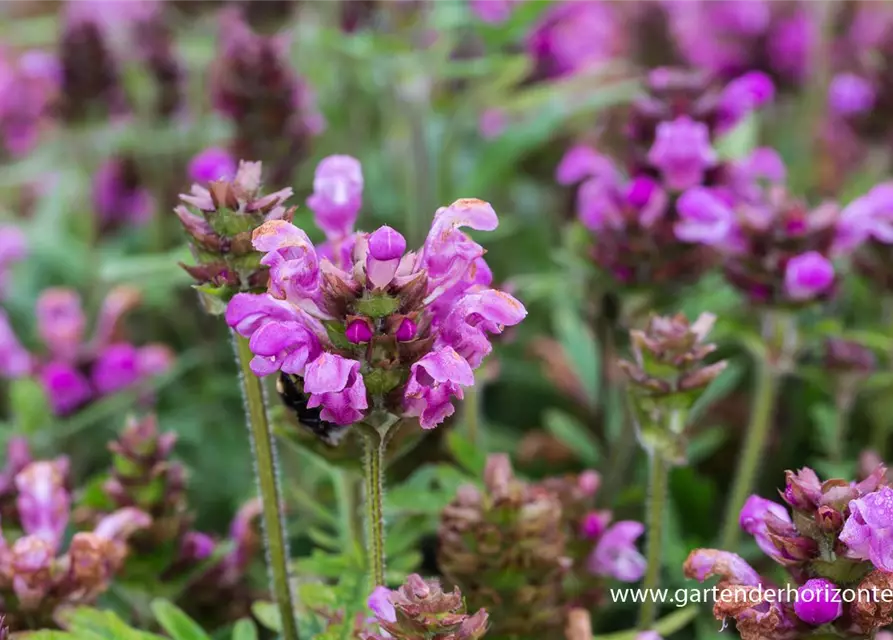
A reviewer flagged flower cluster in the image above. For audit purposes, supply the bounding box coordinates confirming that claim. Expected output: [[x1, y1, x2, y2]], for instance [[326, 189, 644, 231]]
[[0, 452, 150, 630], [0, 225, 27, 299], [226, 154, 526, 430], [557, 67, 773, 287], [0, 286, 173, 416], [365, 574, 489, 640], [438, 455, 644, 637], [664, 0, 816, 89], [80, 414, 264, 625], [676, 151, 839, 305], [102, 414, 188, 546], [56, 1, 186, 122], [685, 465, 893, 639], [0, 48, 58, 156], [175, 159, 296, 305], [620, 312, 726, 461], [210, 9, 323, 185]]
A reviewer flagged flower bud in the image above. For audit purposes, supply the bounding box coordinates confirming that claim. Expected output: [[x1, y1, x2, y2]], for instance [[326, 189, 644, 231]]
[[395, 317, 417, 342], [795, 578, 842, 625], [345, 318, 374, 344], [816, 505, 844, 535]]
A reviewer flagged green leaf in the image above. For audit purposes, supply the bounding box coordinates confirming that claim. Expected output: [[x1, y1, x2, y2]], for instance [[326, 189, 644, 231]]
[[445, 430, 486, 476], [714, 111, 758, 160], [542, 409, 600, 465], [386, 463, 470, 516], [151, 599, 212, 640], [251, 602, 282, 633], [231, 619, 258, 640], [810, 403, 838, 456], [552, 304, 600, 409], [9, 378, 53, 434], [686, 427, 728, 464]]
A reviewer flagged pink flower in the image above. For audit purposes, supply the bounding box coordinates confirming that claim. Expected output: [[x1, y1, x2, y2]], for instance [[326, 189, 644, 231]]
[[403, 348, 475, 429], [248, 319, 321, 377], [828, 73, 876, 118], [839, 486, 893, 571], [588, 521, 646, 582], [36, 288, 86, 362], [647, 116, 717, 191], [40, 362, 93, 416], [306, 155, 364, 240], [469, 0, 521, 24], [676, 187, 737, 247], [556, 145, 616, 186], [189, 147, 237, 183], [15, 460, 71, 552], [438, 289, 527, 368], [527, 1, 626, 78], [739, 495, 791, 562], [783, 251, 834, 301], [303, 353, 368, 425]]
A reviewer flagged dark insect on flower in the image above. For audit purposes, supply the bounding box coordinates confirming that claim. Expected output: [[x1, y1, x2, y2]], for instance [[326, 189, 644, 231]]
[[276, 372, 348, 446]]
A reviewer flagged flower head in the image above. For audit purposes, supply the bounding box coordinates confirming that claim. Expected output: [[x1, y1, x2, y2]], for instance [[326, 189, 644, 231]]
[[0, 287, 172, 416], [226, 155, 525, 430], [366, 575, 489, 640], [679, 154, 840, 306], [175, 160, 296, 306], [211, 9, 322, 184]]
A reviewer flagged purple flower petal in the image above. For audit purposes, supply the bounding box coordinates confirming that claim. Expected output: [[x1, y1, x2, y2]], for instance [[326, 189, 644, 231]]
[[403, 347, 475, 429], [188, 147, 237, 183], [647, 116, 717, 191], [589, 521, 646, 582], [303, 353, 368, 424], [306, 155, 363, 240], [556, 145, 616, 185]]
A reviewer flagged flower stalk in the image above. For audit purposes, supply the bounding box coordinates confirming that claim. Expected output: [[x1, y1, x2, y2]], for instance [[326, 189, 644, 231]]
[[719, 310, 796, 550], [361, 424, 386, 588], [638, 446, 670, 630], [232, 332, 299, 640], [720, 357, 779, 550], [357, 415, 398, 589]]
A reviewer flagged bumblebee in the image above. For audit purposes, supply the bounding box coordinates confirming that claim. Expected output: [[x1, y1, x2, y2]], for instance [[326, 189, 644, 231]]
[[275, 372, 348, 446]]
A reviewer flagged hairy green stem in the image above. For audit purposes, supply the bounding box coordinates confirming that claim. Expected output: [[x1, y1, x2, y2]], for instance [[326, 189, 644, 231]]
[[720, 358, 780, 550], [232, 333, 299, 640], [638, 449, 670, 630], [359, 423, 386, 588]]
